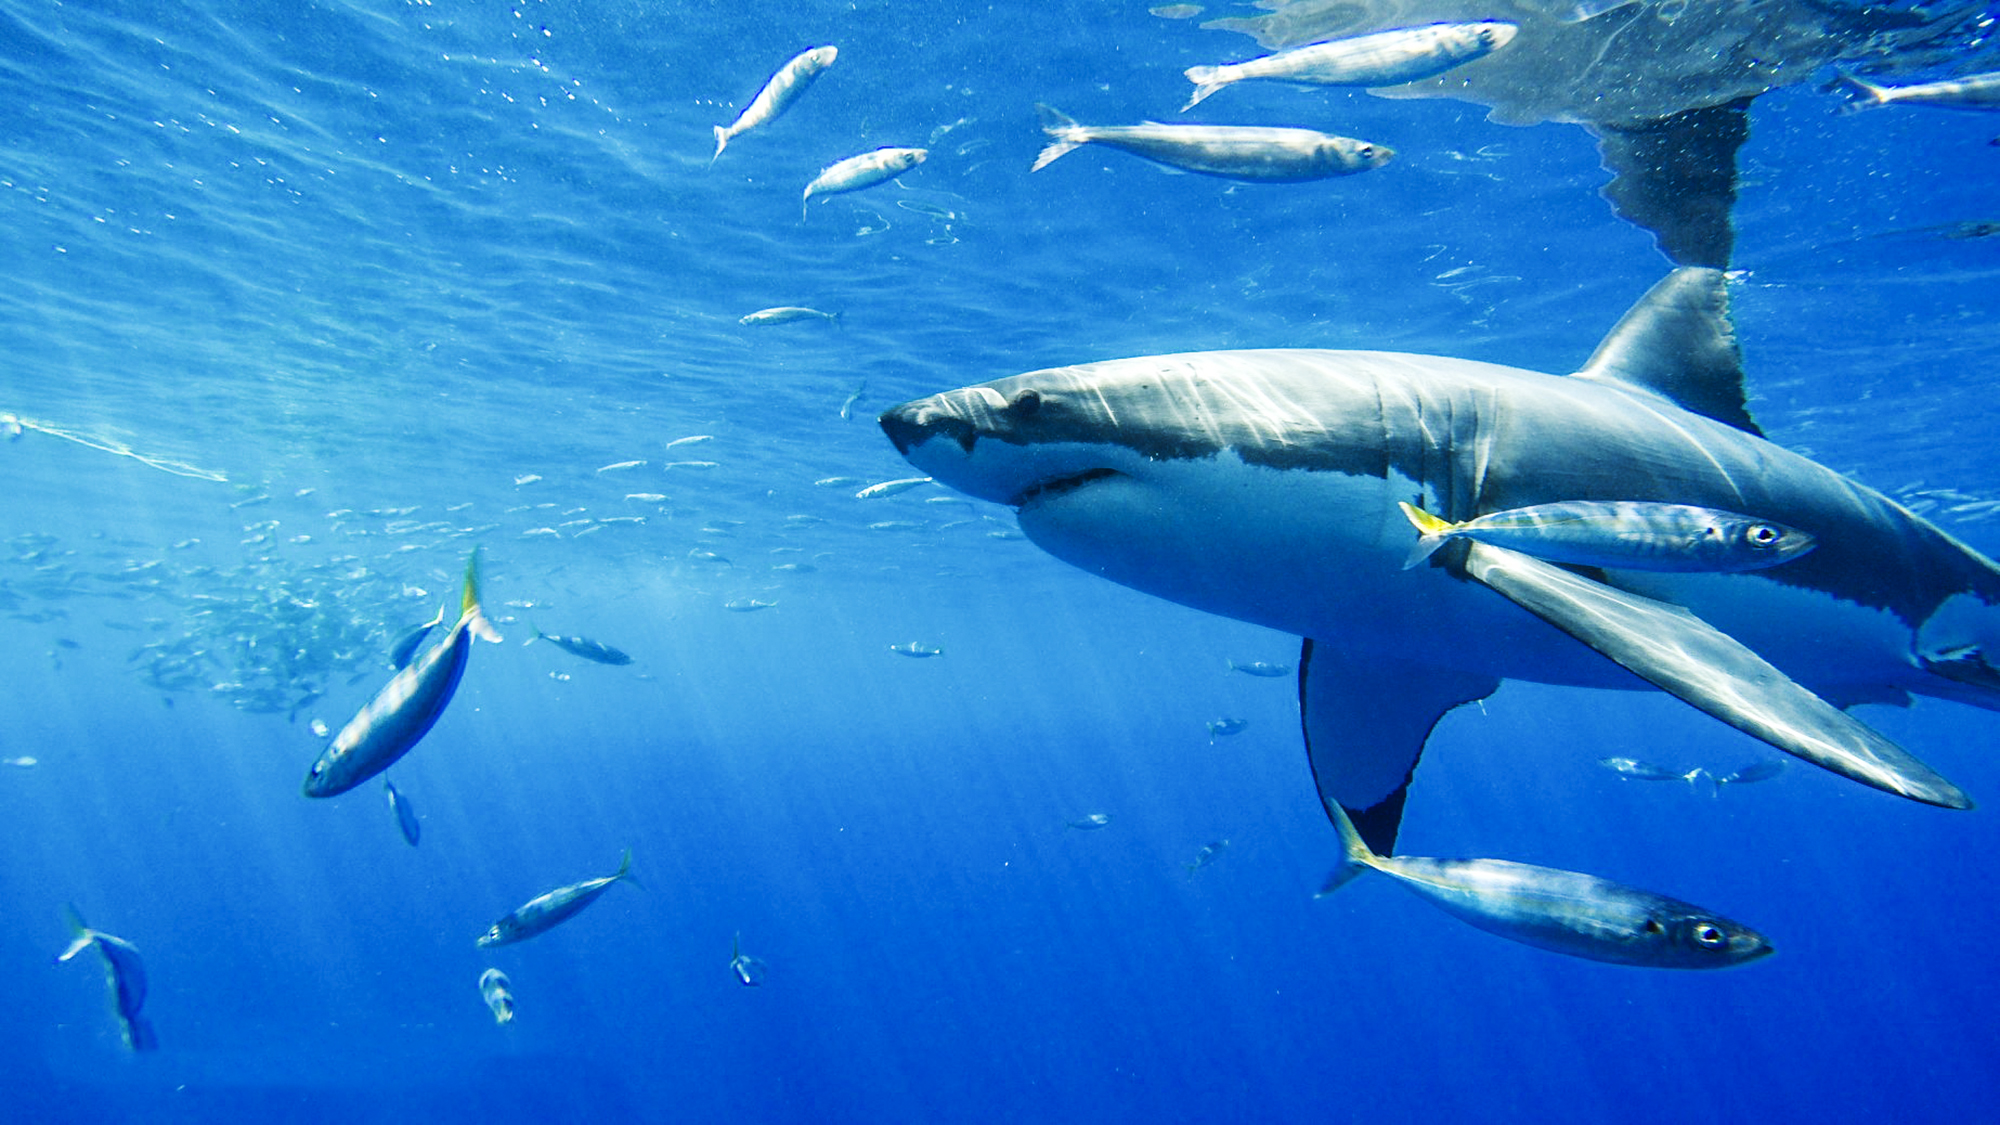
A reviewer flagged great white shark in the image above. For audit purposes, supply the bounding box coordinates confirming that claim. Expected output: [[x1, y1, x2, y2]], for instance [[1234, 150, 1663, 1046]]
[[881, 269, 1997, 853]]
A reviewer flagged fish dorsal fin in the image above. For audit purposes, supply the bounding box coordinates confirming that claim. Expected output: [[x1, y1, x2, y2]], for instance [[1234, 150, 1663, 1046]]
[[1571, 267, 1763, 437]]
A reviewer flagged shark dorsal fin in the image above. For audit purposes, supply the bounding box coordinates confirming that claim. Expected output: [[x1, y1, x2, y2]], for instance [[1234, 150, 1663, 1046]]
[[1571, 267, 1762, 437]]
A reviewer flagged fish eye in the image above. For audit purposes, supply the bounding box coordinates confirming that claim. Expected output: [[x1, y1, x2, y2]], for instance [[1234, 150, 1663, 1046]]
[[1746, 524, 1782, 547], [1357, 145, 1376, 159], [1009, 389, 1042, 417], [1693, 923, 1728, 947]]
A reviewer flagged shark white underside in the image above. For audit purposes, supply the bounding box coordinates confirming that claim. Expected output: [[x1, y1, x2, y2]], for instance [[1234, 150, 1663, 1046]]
[[882, 270, 1998, 850]]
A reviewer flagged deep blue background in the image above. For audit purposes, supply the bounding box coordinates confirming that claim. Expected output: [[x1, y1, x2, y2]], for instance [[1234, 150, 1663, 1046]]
[[3, 1, 1998, 1121]]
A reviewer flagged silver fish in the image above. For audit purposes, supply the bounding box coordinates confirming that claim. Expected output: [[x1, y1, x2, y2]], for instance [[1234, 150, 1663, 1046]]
[[528, 624, 632, 666], [57, 905, 157, 1051], [740, 306, 840, 326], [730, 932, 767, 986], [384, 779, 421, 846], [388, 605, 446, 670], [1317, 799, 1772, 969], [479, 968, 515, 1025], [1183, 21, 1517, 110], [888, 642, 944, 658], [713, 45, 838, 163], [1033, 106, 1391, 181], [1067, 812, 1113, 829], [1206, 718, 1249, 741], [478, 849, 639, 948], [304, 549, 501, 798], [802, 148, 927, 219], [840, 380, 867, 421], [725, 598, 778, 612], [1400, 501, 1817, 572], [666, 435, 714, 449], [856, 476, 933, 500], [1226, 659, 1291, 677], [1839, 69, 2000, 113], [1187, 839, 1230, 875]]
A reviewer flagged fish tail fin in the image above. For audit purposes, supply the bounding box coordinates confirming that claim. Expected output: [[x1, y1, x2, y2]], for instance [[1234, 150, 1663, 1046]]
[[57, 903, 93, 963], [616, 847, 643, 891], [801, 188, 813, 221], [711, 126, 729, 164], [461, 548, 503, 643], [1030, 104, 1084, 172], [1314, 801, 1378, 898], [1182, 68, 1224, 111], [1835, 73, 1890, 113], [1398, 501, 1456, 569]]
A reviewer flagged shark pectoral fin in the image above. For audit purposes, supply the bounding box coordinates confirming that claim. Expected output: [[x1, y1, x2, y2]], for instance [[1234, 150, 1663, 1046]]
[[1589, 97, 1749, 272], [1461, 542, 1972, 810], [1300, 639, 1500, 856]]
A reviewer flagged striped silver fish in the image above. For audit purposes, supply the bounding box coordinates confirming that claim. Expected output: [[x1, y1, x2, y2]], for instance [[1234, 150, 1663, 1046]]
[[1399, 500, 1816, 572]]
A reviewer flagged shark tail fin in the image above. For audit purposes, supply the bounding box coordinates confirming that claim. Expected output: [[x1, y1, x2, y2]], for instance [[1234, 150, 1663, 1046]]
[[1031, 104, 1085, 172], [1315, 800, 1380, 898], [461, 547, 503, 644], [1835, 73, 1890, 113], [1182, 67, 1225, 111], [1398, 502, 1457, 569], [57, 903, 93, 963]]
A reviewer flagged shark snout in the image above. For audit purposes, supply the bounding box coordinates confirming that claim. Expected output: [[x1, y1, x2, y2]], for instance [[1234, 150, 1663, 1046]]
[[880, 400, 980, 456]]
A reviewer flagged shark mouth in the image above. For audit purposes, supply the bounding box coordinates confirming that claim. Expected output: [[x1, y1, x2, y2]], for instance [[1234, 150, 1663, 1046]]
[[1013, 467, 1120, 509]]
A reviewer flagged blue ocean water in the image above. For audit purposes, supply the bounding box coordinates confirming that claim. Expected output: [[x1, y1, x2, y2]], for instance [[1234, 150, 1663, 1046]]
[[4, 0, 1999, 1120]]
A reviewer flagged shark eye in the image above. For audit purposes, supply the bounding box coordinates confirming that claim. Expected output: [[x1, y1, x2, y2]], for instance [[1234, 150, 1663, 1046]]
[[1008, 389, 1042, 418]]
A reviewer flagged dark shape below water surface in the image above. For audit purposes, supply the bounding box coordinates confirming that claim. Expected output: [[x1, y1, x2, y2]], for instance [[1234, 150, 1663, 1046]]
[[1199, 1, 1987, 266], [384, 778, 421, 846]]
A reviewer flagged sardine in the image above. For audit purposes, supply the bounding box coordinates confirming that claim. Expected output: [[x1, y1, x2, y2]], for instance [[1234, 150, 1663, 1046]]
[[888, 642, 943, 657], [713, 45, 838, 163], [478, 849, 638, 947], [57, 905, 157, 1051], [1033, 106, 1390, 182], [730, 932, 767, 986], [304, 549, 501, 798], [740, 306, 840, 326], [1206, 718, 1249, 741], [479, 968, 515, 1024], [1183, 21, 1517, 110], [855, 476, 933, 500], [528, 624, 632, 665], [1187, 839, 1230, 875], [1317, 799, 1772, 969], [1067, 812, 1113, 830], [802, 148, 927, 219], [384, 779, 421, 846], [1399, 501, 1817, 572], [1225, 659, 1291, 677]]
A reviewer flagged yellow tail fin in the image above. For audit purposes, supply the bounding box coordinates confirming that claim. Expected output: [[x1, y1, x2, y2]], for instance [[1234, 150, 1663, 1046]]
[[1399, 501, 1459, 569]]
